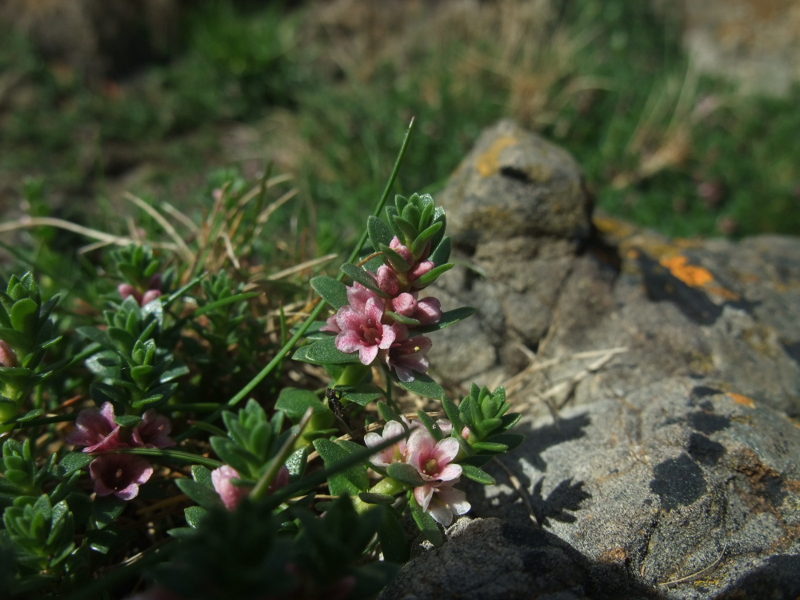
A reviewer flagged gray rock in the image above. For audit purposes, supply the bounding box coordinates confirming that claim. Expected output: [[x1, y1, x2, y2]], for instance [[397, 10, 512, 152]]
[[471, 378, 800, 599], [428, 120, 591, 386], [411, 121, 800, 600], [380, 517, 659, 600]]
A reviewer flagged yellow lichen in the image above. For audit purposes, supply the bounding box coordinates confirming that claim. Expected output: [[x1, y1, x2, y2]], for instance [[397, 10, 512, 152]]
[[728, 392, 756, 409], [475, 135, 517, 177]]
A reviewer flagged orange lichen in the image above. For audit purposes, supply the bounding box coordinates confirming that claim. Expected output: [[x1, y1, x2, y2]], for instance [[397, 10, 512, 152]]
[[659, 255, 714, 287], [475, 136, 517, 177], [728, 392, 756, 409]]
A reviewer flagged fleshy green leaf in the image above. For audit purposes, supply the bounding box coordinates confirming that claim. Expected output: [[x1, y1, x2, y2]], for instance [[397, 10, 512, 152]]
[[191, 465, 214, 487], [377, 507, 409, 563], [184, 506, 208, 529], [312, 438, 369, 496], [114, 415, 142, 428], [9, 299, 38, 334], [275, 387, 334, 426], [340, 263, 388, 298], [292, 337, 362, 365], [367, 216, 394, 252], [461, 463, 496, 485], [175, 478, 224, 511], [310, 276, 349, 310], [414, 263, 454, 288], [410, 495, 443, 546], [340, 384, 383, 406], [57, 453, 92, 477], [92, 495, 125, 530], [413, 307, 476, 334], [386, 462, 424, 487], [485, 432, 525, 452], [379, 245, 411, 273], [393, 371, 445, 399], [358, 492, 396, 504], [471, 441, 508, 453], [430, 235, 451, 267]]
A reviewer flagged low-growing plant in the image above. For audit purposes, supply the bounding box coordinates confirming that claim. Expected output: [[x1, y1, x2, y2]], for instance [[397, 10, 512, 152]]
[[0, 123, 523, 599]]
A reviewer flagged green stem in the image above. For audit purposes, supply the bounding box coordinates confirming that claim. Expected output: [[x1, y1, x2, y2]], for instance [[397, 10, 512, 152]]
[[176, 119, 415, 442], [113, 447, 223, 469], [334, 363, 372, 389]]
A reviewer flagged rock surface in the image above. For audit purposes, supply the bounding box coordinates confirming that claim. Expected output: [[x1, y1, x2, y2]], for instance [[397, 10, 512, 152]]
[[386, 120, 800, 599]]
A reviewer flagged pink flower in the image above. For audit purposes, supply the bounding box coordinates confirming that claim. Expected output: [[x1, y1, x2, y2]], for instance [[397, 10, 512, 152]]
[[364, 420, 411, 468], [333, 298, 400, 365], [406, 427, 462, 483], [211, 465, 250, 510], [89, 454, 153, 500], [66, 402, 125, 452], [320, 283, 385, 335], [0, 340, 17, 367], [381, 334, 432, 382], [132, 409, 176, 448], [415, 479, 470, 526]]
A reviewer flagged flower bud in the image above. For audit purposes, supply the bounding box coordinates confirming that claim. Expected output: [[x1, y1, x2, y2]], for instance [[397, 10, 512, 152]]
[[0, 340, 17, 368]]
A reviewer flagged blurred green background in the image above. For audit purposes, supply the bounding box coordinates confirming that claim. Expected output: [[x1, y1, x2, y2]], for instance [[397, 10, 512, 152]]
[[1, 0, 798, 258]]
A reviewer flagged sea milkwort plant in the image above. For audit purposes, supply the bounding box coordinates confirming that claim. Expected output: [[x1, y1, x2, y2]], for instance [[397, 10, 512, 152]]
[[0, 121, 523, 599]]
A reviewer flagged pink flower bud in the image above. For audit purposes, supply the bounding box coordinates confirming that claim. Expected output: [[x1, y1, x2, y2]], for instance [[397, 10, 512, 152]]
[[391, 293, 417, 317], [0, 340, 17, 368], [414, 297, 442, 324], [141, 289, 162, 306], [409, 261, 435, 285], [211, 465, 250, 511], [118, 283, 138, 302], [389, 237, 414, 265], [376, 265, 400, 296]]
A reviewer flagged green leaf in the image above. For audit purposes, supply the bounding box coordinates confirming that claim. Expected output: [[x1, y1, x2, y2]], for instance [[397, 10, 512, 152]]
[[191, 465, 214, 487], [485, 432, 525, 452], [57, 453, 92, 477], [414, 263, 454, 288], [410, 495, 443, 546], [107, 327, 136, 355], [0, 328, 29, 351], [441, 396, 465, 433], [393, 371, 445, 399], [384, 311, 419, 326], [340, 263, 388, 298], [312, 438, 369, 496], [76, 326, 111, 347], [411, 221, 443, 256], [92, 495, 125, 530], [114, 415, 141, 428], [500, 412, 522, 431], [184, 506, 208, 529], [275, 387, 334, 426], [386, 462, 425, 487], [377, 508, 409, 563], [340, 384, 383, 406], [379, 245, 411, 273], [285, 446, 308, 480], [175, 478, 224, 511], [358, 492, 396, 504], [367, 216, 394, 251], [471, 441, 508, 453], [209, 437, 253, 476], [86, 528, 117, 555], [310, 276, 348, 310], [377, 402, 400, 425], [384, 206, 404, 240], [9, 299, 38, 334], [192, 292, 261, 317], [292, 337, 362, 365], [461, 464, 496, 485], [430, 235, 451, 267], [392, 216, 418, 242], [413, 307, 476, 334], [416, 410, 443, 441]]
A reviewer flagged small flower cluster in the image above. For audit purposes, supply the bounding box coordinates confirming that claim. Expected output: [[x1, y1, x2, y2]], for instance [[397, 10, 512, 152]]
[[118, 273, 163, 307], [322, 237, 443, 382], [365, 417, 470, 526], [67, 402, 175, 500]]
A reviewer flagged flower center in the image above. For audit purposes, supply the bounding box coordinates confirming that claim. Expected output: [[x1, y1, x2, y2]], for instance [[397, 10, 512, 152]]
[[423, 458, 439, 476], [360, 320, 380, 344]]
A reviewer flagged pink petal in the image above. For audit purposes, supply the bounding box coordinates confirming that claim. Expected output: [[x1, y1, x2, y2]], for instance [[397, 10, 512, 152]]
[[358, 344, 379, 365], [376, 266, 400, 296], [414, 484, 434, 511], [391, 293, 417, 316], [434, 437, 460, 464], [415, 297, 442, 325], [211, 465, 250, 510], [437, 463, 463, 482]]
